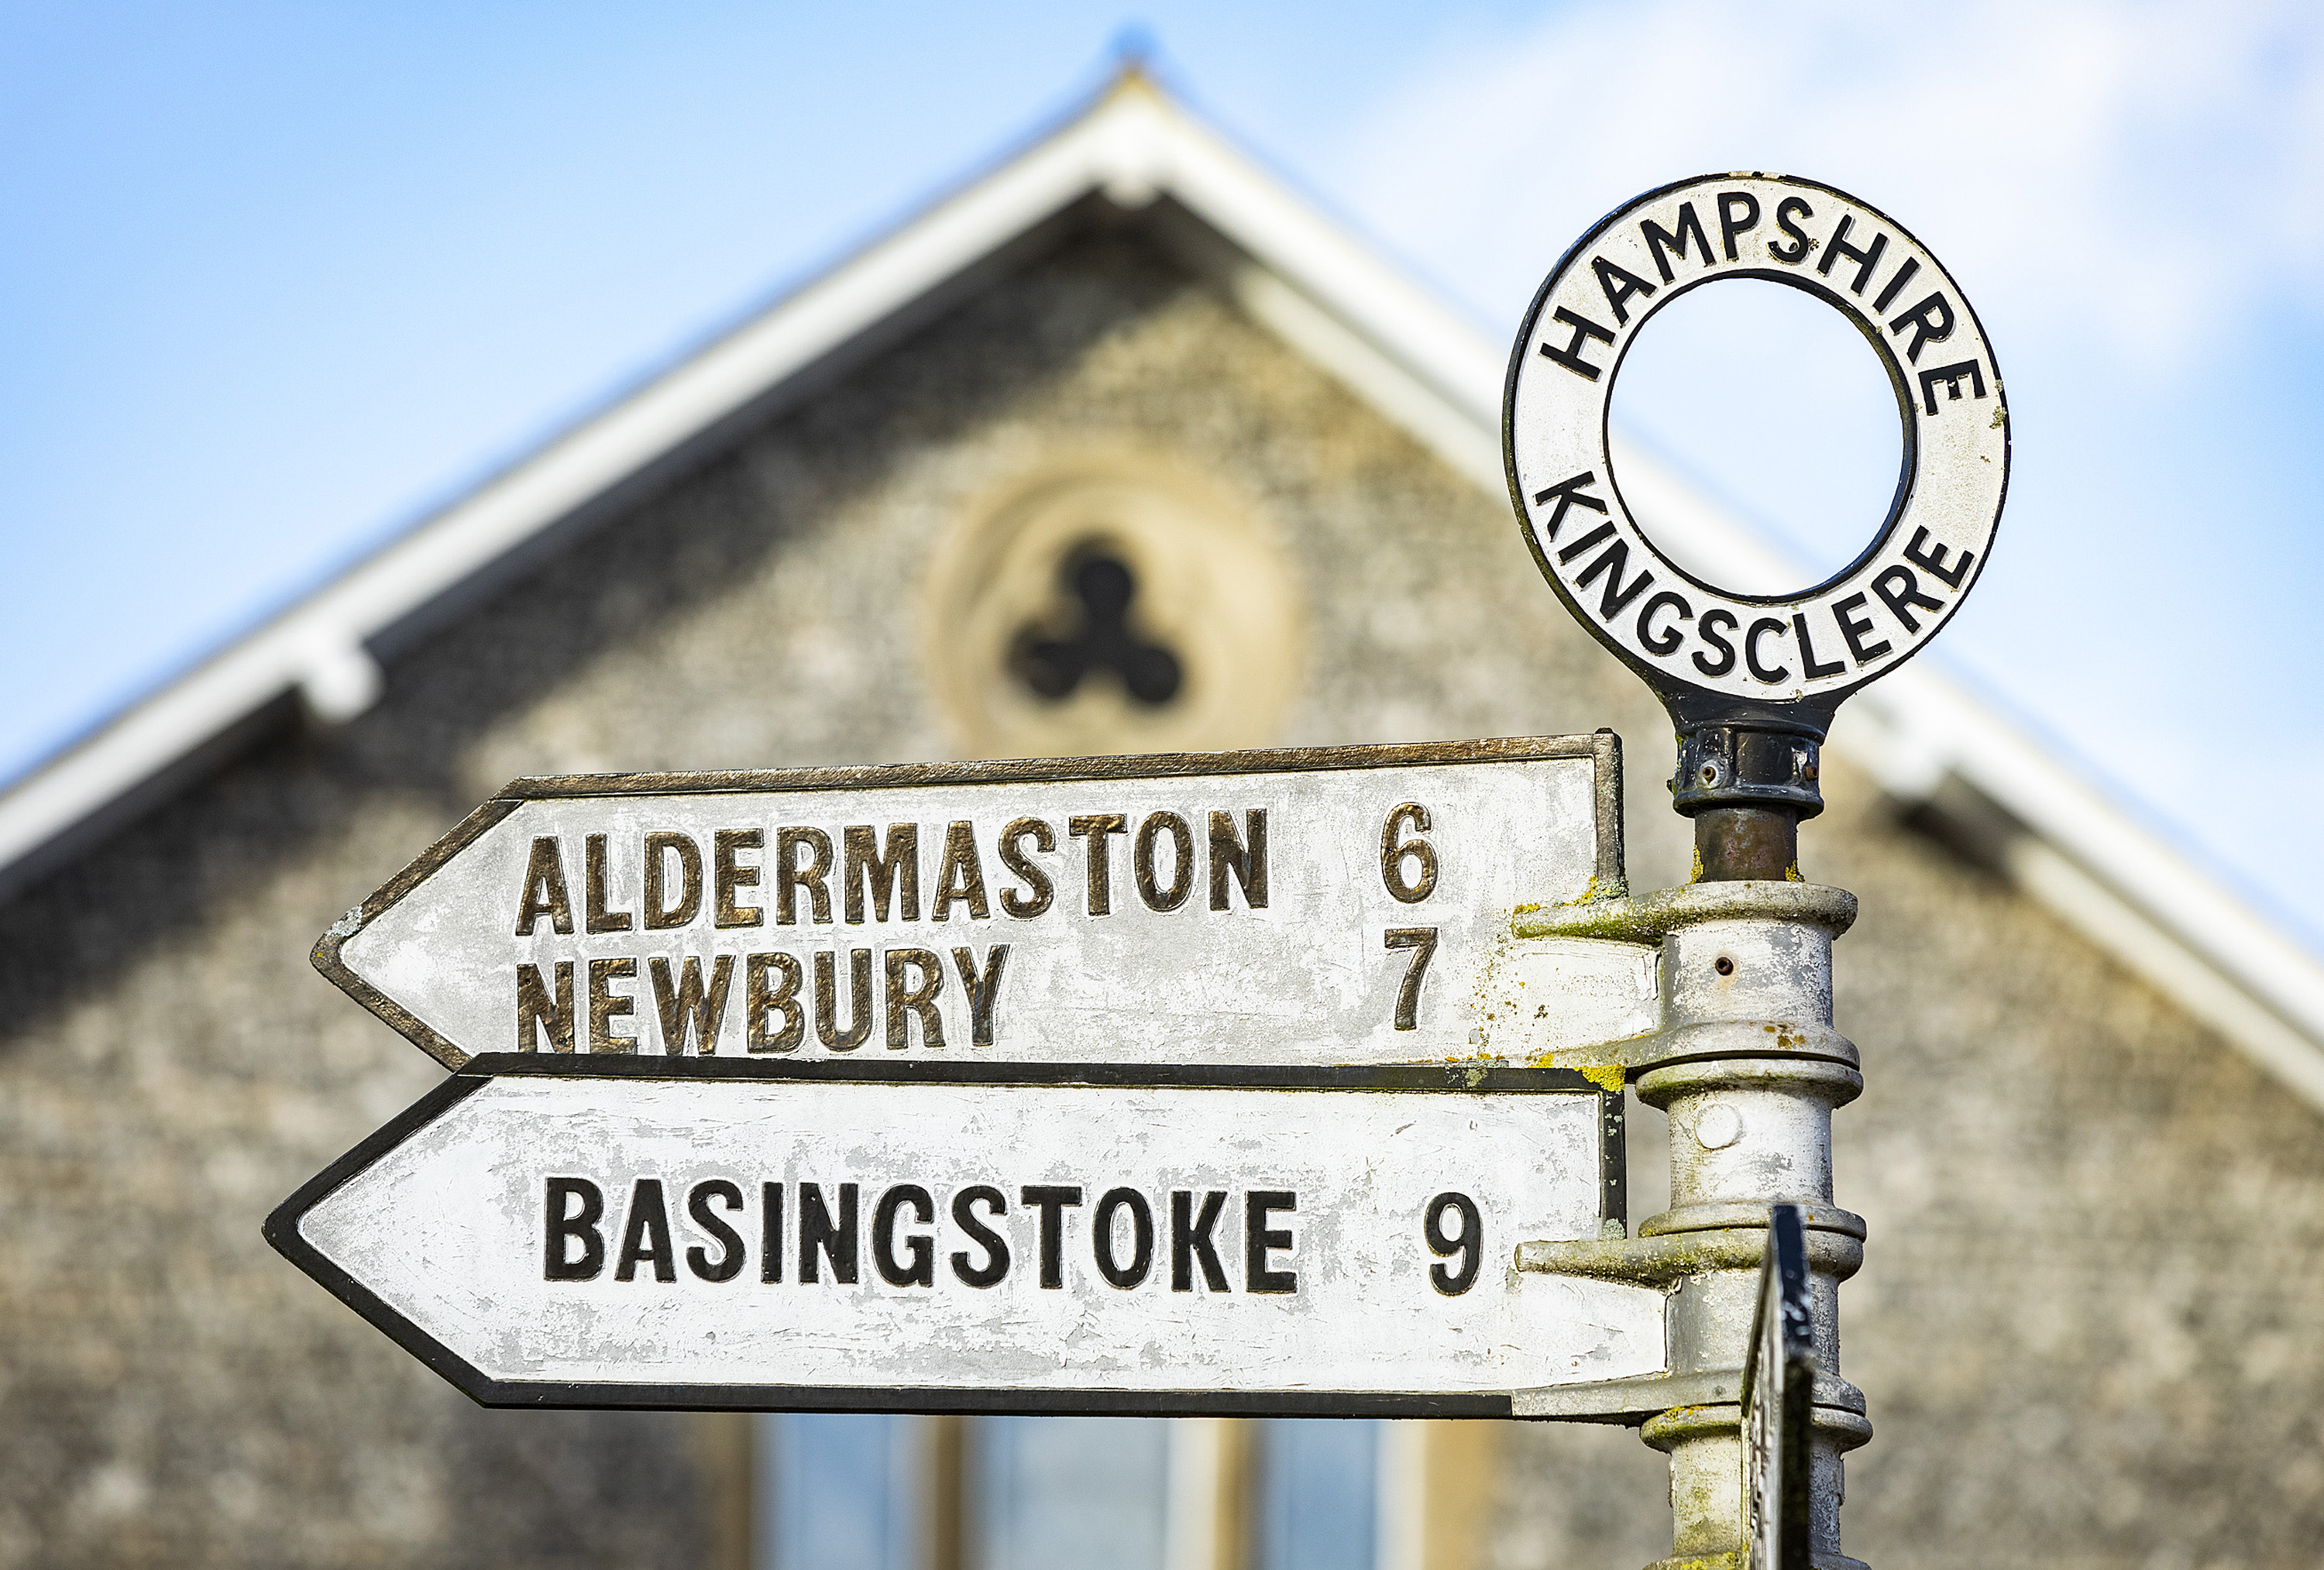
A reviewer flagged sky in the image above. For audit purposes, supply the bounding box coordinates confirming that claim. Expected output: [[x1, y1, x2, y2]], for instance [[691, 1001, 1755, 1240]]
[[4, 1, 2321, 946]]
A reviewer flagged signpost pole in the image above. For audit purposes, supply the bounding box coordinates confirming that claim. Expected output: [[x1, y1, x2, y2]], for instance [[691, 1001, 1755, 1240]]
[[1628, 860, 1869, 1570], [1517, 864, 1869, 1570]]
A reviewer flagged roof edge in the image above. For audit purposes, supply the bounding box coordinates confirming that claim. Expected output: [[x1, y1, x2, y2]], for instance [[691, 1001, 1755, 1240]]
[[3, 71, 2319, 1116]]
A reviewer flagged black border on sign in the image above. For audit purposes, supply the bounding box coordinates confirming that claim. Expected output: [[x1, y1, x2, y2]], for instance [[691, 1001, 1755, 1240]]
[[311, 733, 1625, 1068], [264, 1054, 1625, 1418]]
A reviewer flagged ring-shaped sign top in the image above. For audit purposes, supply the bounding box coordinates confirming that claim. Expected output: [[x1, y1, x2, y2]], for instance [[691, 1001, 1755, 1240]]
[[1504, 173, 2006, 709]]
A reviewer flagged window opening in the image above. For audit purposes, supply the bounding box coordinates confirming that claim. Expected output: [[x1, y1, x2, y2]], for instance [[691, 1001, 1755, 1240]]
[[1009, 544, 1183, 706]]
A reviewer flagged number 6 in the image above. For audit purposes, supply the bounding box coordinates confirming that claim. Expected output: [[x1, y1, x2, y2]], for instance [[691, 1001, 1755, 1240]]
[[1381, 802, 1438, 903]]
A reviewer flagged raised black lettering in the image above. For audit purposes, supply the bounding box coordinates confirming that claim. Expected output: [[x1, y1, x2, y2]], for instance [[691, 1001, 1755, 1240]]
[[798, 1182, 859, 1283], [932, 821, 989, 922], [1642, 202, 1714, 282], [588, 957, 637, 1053], [1574, 539, 1655, 621], [584, 833, 631, 933], [950, 1187, 1009, 1287], [1717, 191, 1761, 260], [1902, 524, 1974, 589], [1815, 214, 1888, 296], [1538, 307, 1616, 380], [544, 1177, 604, 1280], [1021, 1185, 1084, 1290], [651, 955, 734, 1053], [1887, 292, 1955, 364], [1592, 254, 1658, 325], [516, 837, 574, 936], [813, 950, 874, 1051], [1245, 1190, 1296, 1294], [1746, 618, 1791, 684], [1425, 1192, 1483, 1296], [1171, 1190, 1229, 1293], [643, 833, 703, 930], [1380, 804, 1437, 905], [1092, 1188, 1154, 1289], [1833, 593, 1892, 664], [1872, 566, 1944, 634], [685, 1180, 745, 1283], [1693, 609, 1740, 678], [775, 827, 833, 926], [1555, 520, 1618, 565], [761, 1181, 784, 1283], [713, 829, 763, 928], [517, 961, 575, 1052], [1871, 256, 1921, 313], [951, 945, 1009, 1048], [615, 1178, 676, 1283], [997, 817, 1055, 918], [1207, 809, 1268, 911], [1068, 813, 1128, 916], [1528, 471, 1609, 541], [1917, 359, 1987, 414], [872, 1184, 936, 1288], [1636, 589, 1693, 656], [1793, 612, 1845, 679], [744, 953, 805, 1053], [884, 948, 944, 1050], [1134, 812, 1195, 912], [1384, 927, 1439, 1030], [844, 823, 920, 924], [1767, 195, 1814, 264]]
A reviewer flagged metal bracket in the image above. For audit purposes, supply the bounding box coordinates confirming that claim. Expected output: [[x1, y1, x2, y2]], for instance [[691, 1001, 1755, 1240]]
[[1514, 881, 1858, 946], [1511, 1367, 1871, 1428], [1669, 717, 1827, 819], [1515, 1205, 1866, 1287]]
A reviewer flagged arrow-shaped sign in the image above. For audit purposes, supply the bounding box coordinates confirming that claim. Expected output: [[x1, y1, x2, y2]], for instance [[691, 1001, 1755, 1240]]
[[1743, 1204, 1815, 1570], [266, 1054, 1666, 1414], [315, 737, 1653, 1069]]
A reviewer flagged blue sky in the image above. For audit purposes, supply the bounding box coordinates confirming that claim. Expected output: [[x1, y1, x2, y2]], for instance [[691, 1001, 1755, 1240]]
[[5, 2, 2321, 945]]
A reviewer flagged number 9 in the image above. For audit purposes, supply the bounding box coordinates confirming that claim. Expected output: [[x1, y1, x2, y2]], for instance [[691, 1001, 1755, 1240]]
[[1424, 1191, 1482, 1296]]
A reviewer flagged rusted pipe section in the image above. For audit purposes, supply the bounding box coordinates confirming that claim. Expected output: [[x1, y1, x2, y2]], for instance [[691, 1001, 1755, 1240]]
[[1693, 806, 1799, 883], [1670, 719, 1824, 884]]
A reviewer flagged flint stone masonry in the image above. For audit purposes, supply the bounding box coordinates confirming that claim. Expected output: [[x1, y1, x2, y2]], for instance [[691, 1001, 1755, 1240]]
[[2, 229, 2320, 1570]]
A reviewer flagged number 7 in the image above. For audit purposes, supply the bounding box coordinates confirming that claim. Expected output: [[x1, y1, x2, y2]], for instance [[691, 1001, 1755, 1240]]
[[1383, 927, 1439, 1031]]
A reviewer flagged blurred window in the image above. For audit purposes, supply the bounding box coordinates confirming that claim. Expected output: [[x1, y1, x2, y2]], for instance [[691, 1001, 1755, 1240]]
[[760, 1413, 924, 1570], [1256, 1419, 1382, 1570]]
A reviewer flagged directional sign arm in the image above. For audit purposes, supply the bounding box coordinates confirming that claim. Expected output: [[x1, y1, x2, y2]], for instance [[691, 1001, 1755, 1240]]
[[268, 1056, 1667, 1416], [1741, 1204, 1815, 1570]]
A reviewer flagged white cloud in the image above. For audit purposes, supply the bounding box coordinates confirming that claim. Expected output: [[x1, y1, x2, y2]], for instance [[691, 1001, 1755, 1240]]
[[1336, 0, 2324, 377]]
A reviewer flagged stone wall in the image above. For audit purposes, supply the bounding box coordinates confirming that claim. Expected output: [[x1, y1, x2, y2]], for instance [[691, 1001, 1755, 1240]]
[[2, 227, 2319, 1569]]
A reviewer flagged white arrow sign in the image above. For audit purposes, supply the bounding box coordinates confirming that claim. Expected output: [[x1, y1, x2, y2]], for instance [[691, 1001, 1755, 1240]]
[[266, 1056, 1666, 1413], [316, 737, 1653, 1070]]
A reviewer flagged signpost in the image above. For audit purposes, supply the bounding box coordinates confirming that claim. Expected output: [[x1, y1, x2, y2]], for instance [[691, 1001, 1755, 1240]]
[[314, 736, 1649, 1071], [266, 1056, 1659, 1414], [1498, 172, 2006, 1570], [275, 167, 2009, 1570]]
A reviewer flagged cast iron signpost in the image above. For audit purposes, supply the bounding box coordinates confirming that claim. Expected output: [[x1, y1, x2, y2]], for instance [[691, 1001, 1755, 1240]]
[[1504, 173, 2004, 1570], [275, 170, 2004, 1570]]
